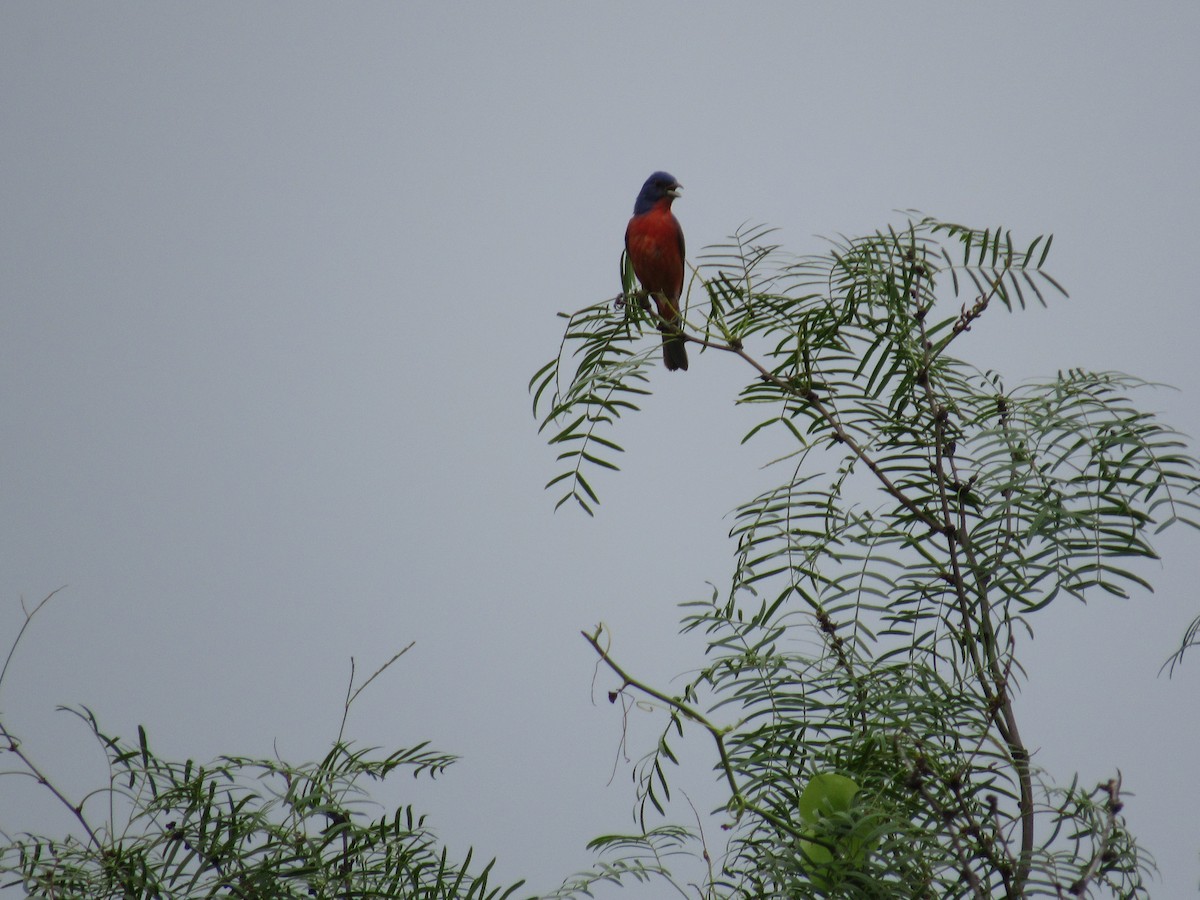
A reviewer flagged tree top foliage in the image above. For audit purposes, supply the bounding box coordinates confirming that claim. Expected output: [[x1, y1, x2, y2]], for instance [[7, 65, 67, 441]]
[[533, 215, 1200, 898]]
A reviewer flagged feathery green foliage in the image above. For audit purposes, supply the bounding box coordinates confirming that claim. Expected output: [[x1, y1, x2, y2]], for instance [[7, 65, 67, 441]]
[[0, 624, 528, 900], [535, 215, 1200, 898]]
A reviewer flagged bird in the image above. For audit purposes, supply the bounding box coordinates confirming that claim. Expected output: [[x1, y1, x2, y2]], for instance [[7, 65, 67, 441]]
[[625, 171, 688, 371]]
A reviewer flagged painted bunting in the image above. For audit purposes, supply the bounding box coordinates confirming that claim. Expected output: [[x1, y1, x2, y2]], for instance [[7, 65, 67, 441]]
[[625, 171, 688, 371]]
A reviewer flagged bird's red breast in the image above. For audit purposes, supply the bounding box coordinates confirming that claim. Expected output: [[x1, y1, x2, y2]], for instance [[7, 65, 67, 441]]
[[625, 198, 686, 318]]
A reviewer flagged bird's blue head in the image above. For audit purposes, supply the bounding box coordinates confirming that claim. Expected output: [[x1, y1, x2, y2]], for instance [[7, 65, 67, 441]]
[[632, 171, 682, 215]]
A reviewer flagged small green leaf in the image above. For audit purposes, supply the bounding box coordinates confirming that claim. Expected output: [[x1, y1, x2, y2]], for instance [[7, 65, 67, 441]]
[[620, 250, 637, 296]]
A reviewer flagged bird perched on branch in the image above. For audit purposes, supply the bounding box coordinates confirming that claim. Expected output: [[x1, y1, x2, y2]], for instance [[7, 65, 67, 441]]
[[625, 171, 688, 371]]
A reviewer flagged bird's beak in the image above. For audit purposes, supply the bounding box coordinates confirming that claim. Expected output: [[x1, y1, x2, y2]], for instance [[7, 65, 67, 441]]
[[667, 183, 683, 198]]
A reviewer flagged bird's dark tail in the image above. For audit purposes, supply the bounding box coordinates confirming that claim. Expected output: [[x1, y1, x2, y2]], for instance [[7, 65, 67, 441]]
[[661, 331, 688, 371]]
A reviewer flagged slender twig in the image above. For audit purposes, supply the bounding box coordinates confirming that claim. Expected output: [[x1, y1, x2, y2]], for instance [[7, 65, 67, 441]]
[[915, 780, 988, 899], [683, 791, 716, 891], [582, 626, 807, 842], [0, 587, 66, 692], [337, 643, 415, 744], [582, 627, 737, 799], [0, 737, 104, 852], [1066, 774, 1123, 896], [947, 770, 1013, 894], [0, 589, 105, 851]]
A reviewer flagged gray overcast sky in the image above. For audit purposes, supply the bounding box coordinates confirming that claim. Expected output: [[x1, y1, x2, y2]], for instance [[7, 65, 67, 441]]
[[2, 3, 1198, 895]]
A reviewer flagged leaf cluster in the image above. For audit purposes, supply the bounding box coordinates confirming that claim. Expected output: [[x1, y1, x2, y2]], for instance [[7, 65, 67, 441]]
[[536, 216, 1199, 898], [1, 638, 529, 900]]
